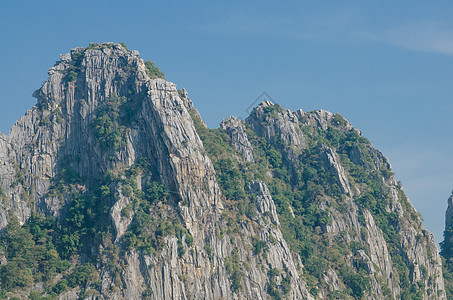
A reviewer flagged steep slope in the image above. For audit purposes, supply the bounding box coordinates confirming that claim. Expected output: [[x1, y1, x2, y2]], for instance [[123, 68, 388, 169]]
[[0, 43, 446, 299]]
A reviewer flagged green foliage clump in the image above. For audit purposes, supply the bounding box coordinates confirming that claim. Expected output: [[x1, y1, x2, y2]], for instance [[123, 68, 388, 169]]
[[441, 257, 453, 299], [265, 268, 291, 299], [267, 148, 281, 168], [204, 243, 213, 260], [252, 237, 268, 255], [12, 162, 26, 187], [215, 158, 246, 200], [267, 268, 281, 299], [66, 71, 78, 82], [91, 94, 129, 151], [339, 263, 371, 299], [49, 263, 97, 297], [225, 248, 244, 293], [142, 287, 153, 299], [144, 60, 165, 79], [331, 113, 347, 127], [262, 103, 284, 118], [51, 175, 114, 260], [122, 172, 191, 256], [0, 187, 6, 205], [86, 43, 115, 51], [0, 213, 70, 294], [91, 92, 143, 154], [124, 214, 190, 256], [177, 89, 186, 99], [67, 263, 96, 288], [143, 181, 169, 207], [64, 50, 84, 83], [29, 291, 55, 299], [43, 165, 114, 261]]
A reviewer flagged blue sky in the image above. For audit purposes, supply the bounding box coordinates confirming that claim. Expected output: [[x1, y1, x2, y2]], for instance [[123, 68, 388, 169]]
[[1, 1, 452, 245]]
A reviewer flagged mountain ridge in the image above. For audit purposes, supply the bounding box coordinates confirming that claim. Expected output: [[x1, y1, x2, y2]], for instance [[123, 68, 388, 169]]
[[0, 42, 446, 299]]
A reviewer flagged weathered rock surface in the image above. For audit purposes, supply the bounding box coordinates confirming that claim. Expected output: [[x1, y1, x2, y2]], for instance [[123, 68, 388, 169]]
[[249, 181, 279, 226], [319, 145, 353, 197], [247, 101, 305, 162], [220, 116, 254, 162]]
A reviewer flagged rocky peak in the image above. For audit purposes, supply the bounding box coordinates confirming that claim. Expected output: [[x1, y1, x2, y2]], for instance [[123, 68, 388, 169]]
[[33, 43, 144, 109], [246, 101, 305, 164], [247, 101, 305, 147], [220, 116, 254, 162]]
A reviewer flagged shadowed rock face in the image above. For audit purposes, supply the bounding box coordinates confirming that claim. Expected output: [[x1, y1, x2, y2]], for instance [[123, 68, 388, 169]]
[[0, 43, 446, 299]]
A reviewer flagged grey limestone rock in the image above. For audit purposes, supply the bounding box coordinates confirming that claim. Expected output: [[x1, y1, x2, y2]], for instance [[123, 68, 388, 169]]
[[220, 116, 255, 162], [319, 145, 353, 197], [249, 180, 279, 226], [246, 101, 305, 162]]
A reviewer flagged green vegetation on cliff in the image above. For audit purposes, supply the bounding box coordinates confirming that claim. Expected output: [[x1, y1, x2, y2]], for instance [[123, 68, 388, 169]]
[[190, 105, 429, 299], [0, 44, 444, 299], [144, 60, 165, 79]]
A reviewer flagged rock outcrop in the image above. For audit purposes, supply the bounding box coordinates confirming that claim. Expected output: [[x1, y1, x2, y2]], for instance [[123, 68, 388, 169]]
[[247, 101, 305, 162], [220, 116, 254, 162]]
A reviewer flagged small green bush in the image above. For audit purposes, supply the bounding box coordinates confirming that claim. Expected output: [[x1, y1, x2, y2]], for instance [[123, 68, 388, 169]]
[[144, 60, 165, 79], [144, 181, 169, 205], [225, 249, 244, 293], [252, 237, 268, 255], [91, 95, 128, 151], [331, 113, 347, 127], [66, 70, 78, 82]]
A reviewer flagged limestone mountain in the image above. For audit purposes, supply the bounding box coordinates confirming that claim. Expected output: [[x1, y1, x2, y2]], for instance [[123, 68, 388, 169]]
[[0, 43, 446, 299]]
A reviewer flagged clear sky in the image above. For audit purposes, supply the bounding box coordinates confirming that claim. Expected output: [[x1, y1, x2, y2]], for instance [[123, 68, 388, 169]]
[[1, 1, 452, 245]]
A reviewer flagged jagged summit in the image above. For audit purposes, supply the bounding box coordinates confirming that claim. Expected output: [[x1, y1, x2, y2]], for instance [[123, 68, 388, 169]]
[[32, 43, 146, 108], [0, 44, 447, 299]]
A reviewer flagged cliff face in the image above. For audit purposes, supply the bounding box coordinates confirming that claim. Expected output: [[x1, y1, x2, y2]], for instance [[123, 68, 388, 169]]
[[0, 43, 446, 299]]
